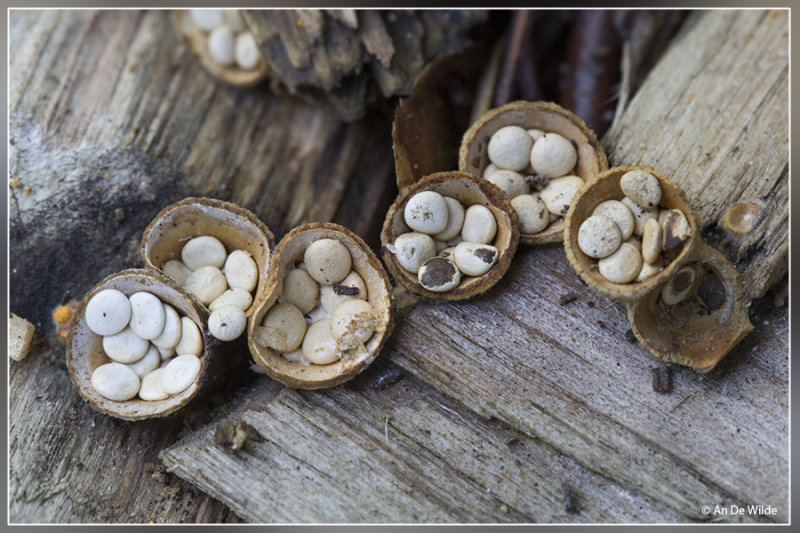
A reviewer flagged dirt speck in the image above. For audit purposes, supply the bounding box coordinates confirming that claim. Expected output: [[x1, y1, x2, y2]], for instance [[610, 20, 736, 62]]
[[559, 293, 577, 306], [651, 366, 674, 394]]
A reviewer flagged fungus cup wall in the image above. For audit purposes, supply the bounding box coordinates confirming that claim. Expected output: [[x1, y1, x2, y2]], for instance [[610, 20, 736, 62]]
[[564, 166, 754, 372]]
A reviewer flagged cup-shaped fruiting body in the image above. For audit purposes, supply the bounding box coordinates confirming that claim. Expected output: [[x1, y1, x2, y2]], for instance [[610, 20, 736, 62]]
[[173, 10, 269, 88], [459, 101, 607, 245], [564, 166, 698, 303], [248, 223, 394, 389], [66, 269, 225, 420], [627, 240, 754, 372], [140, 197, 274, 320], [563, 166, 753, 372], [381, 171, 519, 301]]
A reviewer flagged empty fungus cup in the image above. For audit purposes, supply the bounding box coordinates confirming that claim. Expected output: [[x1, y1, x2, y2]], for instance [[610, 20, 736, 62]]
[[459, 101, 608, 245], [381, 170, 519, 300], [173, 10, 270, 88], [563, 165, 753, 372], [248, 223, 394, 389], [141, 197, 274, 317], [66, 269, 226, 421]]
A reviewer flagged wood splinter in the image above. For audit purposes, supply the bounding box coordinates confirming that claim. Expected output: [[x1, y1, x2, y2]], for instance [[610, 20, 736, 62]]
[[214, 419, 264, 454]]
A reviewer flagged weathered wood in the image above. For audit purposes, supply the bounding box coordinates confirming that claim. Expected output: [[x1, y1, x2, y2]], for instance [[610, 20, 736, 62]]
[[162, 359, 682, 523], [9, 352, 244, 523], [8, 9, 396, 523], [9, 9, 788, 525], [384, 246, 787, 523], [373, 16, 788, 519], [603, 10, 788, 299], [242, 9, 488, 120]]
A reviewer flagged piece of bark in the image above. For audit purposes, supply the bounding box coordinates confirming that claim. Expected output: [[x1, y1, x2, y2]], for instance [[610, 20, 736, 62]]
[[326, 9, 358, 30], [264, 10, 313, 69], [368, 11, 425, 98], [324, 16, 363, 76], [242, 9, 488, 120], [359, 10, 395, 69], [604, 10, 788, 299], [9, 313, 35, 361]]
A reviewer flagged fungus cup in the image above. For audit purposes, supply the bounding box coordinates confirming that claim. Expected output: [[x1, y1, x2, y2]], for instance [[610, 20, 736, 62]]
[[563, 166, 753, 372]]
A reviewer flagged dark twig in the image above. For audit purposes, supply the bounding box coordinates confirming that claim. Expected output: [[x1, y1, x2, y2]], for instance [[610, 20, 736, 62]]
[[493, 11, 534, 107], [559, 10, 622, 136], [515, 15, 543, 102], [613, 11, 690, 93], [470, 37, 505, 124]]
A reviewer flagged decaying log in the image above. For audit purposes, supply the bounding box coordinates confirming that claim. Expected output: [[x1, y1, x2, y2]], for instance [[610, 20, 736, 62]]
[[8, 10, 396, 523], [159, 13, 786, 523], [9, 8, 787, 525], [604, 10, 787, 299], [161, 360, 683, 523]]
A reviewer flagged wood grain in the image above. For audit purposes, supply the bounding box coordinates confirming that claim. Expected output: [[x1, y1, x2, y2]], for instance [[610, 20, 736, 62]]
[[8, 9, 395, 523], [9, 9, 788, 525], [162, 360, 684, 523], [603, 10, 788, 299], [384, 246, 787, 522], [9, 353, 245, 523]]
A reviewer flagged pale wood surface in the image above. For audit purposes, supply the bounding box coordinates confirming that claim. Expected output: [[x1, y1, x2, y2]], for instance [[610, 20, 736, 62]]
[[604, 10, 788, 299], [384, 246, 788, 523], [164, 246, 787, 523], [9, 9, 788, 524], [162, 360, 683, 523]]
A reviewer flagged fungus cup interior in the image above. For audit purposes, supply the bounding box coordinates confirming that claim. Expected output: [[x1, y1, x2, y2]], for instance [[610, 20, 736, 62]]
[[564, 166, 698, 303], [174, 10, 269, 88], [459, 101, 608, 244], [248, 223, 394, 389], [66, 269, 216, 421], [628, 255, 752, 372], [381, 171, 519, 300], [141, 197, 273, 316]]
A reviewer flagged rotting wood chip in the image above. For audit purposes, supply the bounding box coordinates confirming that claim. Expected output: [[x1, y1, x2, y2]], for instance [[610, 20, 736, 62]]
[[9, 313, 35, 361], [214, 420, 264, 454]]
